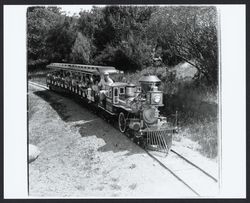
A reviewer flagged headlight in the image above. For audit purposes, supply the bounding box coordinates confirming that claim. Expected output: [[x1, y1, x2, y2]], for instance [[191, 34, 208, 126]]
[[153, 95, 161, 103]]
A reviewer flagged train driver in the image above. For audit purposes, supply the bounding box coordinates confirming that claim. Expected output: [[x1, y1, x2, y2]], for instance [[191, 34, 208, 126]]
[[98, 72, 114, 102], [98, 72, 113, 89]]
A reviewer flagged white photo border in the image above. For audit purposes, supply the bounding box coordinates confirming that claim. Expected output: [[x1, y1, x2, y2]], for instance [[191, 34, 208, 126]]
[[3, 4, 246, 198]]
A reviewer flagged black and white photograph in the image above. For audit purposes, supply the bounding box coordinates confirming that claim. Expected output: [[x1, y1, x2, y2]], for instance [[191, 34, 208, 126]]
[[3, 3, 246, 199]]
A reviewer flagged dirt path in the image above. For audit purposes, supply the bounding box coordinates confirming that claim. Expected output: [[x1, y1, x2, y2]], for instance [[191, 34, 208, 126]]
[[28, 85, 197, 197]]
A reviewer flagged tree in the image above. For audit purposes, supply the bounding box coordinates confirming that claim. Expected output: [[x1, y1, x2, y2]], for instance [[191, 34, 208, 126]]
[[71, 32, 91, 64], [27, 6, 61, 69], [77, 8, 102, 39], [93, 6, 156, 71], [147, 6, 218, 86], [46, 15, 77, 62]]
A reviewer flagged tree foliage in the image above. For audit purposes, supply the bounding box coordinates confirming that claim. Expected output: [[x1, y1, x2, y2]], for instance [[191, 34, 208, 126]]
[[71, 32, 91, 64], [27, 6, 61, 68], [46, 16, 77, 62], [27, 5, 218, 86], [92, 6, 156, 71], [147, 6, 218, 85]]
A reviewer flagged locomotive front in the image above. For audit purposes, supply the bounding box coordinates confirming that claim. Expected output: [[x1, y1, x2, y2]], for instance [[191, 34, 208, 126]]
[[132, 75, 175, 154]]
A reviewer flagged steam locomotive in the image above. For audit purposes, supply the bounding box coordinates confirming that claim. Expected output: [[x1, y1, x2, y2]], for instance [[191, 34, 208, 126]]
[[46, 63, 176, 154]]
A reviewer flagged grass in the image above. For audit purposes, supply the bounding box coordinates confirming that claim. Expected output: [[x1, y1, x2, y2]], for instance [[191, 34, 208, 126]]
[[176, 111, 218, 158], [28, 69, 48, 85]]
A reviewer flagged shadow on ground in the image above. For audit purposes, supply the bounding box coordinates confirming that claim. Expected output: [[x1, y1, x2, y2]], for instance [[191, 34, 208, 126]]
[[33, 89, 96, 122], [32, 88, 143, 156]]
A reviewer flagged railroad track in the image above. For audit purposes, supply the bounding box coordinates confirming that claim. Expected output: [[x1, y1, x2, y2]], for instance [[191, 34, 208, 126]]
[[144, 149, 218, 197], [29, 81, 49, 90], [29, 81, 219, 197], [170, 149, 218, 182]]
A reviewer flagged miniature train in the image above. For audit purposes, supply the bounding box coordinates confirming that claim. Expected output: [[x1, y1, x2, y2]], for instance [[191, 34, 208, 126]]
[[46, 63, 176, 154]]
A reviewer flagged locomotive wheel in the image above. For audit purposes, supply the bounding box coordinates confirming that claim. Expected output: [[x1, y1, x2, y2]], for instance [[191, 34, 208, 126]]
[[118, 112, 127, 133]]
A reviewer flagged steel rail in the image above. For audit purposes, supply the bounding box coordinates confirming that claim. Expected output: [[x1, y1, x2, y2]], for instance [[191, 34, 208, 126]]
[[29, 81, 49, 90], [144, 149, 201, 196], [170, 149, 218, 183]]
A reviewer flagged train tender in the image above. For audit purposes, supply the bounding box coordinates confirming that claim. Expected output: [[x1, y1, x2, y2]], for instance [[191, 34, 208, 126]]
[[46, 63, 176, 154]]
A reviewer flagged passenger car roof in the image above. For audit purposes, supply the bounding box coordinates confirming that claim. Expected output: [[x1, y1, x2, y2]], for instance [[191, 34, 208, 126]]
[[47, 63, 119, 75]]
